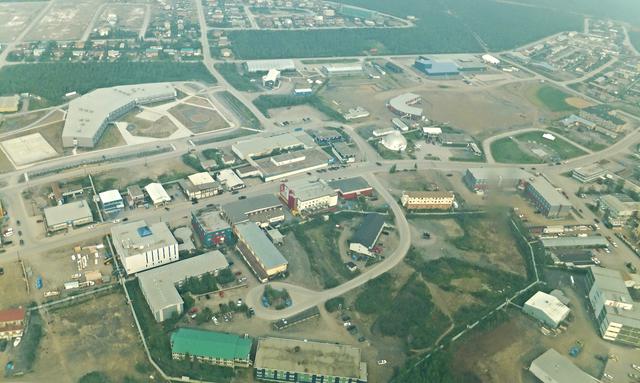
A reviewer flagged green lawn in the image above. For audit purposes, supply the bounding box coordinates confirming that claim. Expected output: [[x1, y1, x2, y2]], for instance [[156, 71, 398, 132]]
[[515, 131, 586, 159], [535, 85, 575, 112], [490, 137, 542, 164], [214, 63, 260, 92]]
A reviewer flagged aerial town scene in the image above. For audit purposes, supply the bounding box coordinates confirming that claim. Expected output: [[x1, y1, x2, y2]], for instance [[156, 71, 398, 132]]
[[0, 0, 640, 382]]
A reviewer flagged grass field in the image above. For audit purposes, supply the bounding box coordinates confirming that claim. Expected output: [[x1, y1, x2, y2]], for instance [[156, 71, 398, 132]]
[[215, 91, 261, 130], [515, 131, 586, 159], [214, 63, 260, 92], [535, 85, 576, 112], [94, 124, 126, 150], [490, 137, 542, 164]]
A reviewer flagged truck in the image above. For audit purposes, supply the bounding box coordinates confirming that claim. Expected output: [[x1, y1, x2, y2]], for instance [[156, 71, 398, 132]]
[[36, 276, 43, 289]]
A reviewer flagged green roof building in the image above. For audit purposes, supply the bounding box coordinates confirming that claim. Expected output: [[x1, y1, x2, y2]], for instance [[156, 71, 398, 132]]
[[170, 328, 253, 368]]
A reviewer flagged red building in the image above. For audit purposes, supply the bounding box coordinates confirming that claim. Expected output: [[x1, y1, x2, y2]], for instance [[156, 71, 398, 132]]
[[328, 177, 373, 200], [0, 307, 26, 339]]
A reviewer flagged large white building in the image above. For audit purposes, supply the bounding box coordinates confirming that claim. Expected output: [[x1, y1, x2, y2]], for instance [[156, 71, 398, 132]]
[[245, 59, 296, 73], [280, 179, 338, 214], [62, 83, 176, 148], [111, 221, 179, 274], [529, 349, 598, 383], [523, 291, 570, 328], [387, 93, 423, 119], [216, 169, 245, 190], [380, 131, 407, 151], [43, 200, 94, 232], [138, 251, 228, 321], [231, 134, 306, 160]]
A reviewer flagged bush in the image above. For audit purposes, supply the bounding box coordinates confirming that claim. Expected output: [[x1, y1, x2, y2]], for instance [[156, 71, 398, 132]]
[[354, 274, 393, 314], [216, 268, 235, 285], [324, 297, 345, 313], [78, 372, 111, 383]]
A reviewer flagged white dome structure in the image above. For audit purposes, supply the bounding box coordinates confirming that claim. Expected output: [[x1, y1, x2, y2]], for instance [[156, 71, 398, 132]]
[[381, 131, 407, 151]]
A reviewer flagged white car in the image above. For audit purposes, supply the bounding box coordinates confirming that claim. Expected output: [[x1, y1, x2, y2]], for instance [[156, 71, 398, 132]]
[[377, 360, 387, 366], [13, 336, 21, 347]]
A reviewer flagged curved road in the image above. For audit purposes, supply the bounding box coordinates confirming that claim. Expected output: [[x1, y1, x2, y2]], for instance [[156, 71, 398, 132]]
[[246, 172, 411, 320]]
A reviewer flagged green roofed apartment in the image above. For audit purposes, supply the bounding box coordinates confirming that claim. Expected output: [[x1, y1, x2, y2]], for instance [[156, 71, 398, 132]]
[[170, 328, 253, 368]]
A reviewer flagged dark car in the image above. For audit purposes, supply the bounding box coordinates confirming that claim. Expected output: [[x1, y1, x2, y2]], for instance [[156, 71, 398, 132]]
[[238, 196, 247, 200], [17, 231, 21, 236], [164, 207, 170, 211], [122, 218, 129, 222], [16, 220, 20, 226]]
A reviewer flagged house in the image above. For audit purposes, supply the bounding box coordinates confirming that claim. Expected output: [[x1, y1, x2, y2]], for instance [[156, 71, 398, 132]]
[[144, 183, 171, 207], [180, 172, 222, 200], [349, 214, 385, 256], [523, 291, 570, 328]]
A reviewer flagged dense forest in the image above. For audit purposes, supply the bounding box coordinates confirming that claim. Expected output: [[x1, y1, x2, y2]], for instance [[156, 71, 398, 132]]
[[0, 62, 216, 104], [227, 0, 583, 59]]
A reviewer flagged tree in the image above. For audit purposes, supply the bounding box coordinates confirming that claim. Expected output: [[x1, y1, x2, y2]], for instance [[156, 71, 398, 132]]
[[389, 164, 397, 173]]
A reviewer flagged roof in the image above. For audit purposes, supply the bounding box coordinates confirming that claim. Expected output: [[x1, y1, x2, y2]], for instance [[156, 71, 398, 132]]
[[255, 337, 366, 380], [253, 148, 330, 180], [527, 177, 570, 207], [332, 142, 357, 157], [572, 164, 605, 177], [589, 266, 640, 328], [99, 189, 123, 204], [0, 95, 20, 110], [328, 177, 372, 194], [529, 349, 598, 383], [63, 83, 175, 143], [351, 213, 385, 248], [127, 185, 144, 197], [216, 169, 244, 189], [422, 127, 443, 135], [44, 200, 93, 226], [541, 236, 609, 248], [111, 220, 177, 258], [231, 133, 306, 160], [283, 179, 336, 202], [170, 328, 252, 361], [188, 172, 215, 186], [245, 59, 295, 72], [235, 222, 288, 270], [323, 64, 364, 73], [388, 93, 422, 117], [222, 194, 283, 224], [193, 209, 230, 233], [381, 131, 407, 151], [403, 191, 454, 199], [599, 194, 639, 214], [144, 183, 171, 204], [0, 307, 26, 323], [139, 251, 228, 313], [263, 69, 280, 82], [524, 291, 570, 324]]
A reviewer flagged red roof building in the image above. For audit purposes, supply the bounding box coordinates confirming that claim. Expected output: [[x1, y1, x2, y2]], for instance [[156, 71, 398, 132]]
[[0, 307, 26, 339]]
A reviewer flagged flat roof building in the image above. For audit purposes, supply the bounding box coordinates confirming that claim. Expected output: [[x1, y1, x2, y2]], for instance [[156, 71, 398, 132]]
[[572, 164, 606, 183], [529, 349, 598, 383], [216, 169, 245, 190], [387, 93, 422, 119], [222, 194, 284, 227], [322, 64, 364, 76], [111, 220, 178, 274], [463, 167, 529, 192], [191, 208, 233, 247], [541, 236, 609, 249], [0, 95, 20, 113], [414, 56, 460, 76], [245, 59, 296, 73], [328, 177, 373, 200], [401, 191, 454, 210], [253, 148, 330, 182], [139, 251, 228, 322], [525, 177, 572, 218], [43, 200, 93, 232], [231, 134, 306, 160], [349, 213, 385, 256], [99, 189, 124, 215], [586, 266, 640, 347], [62, 83, 176, 148], [255, 337, 367, 383], [598, 194, 639, 227], [523, 291, 570, 328], [332, 142, 357, 163], [144, 183, 171, 206], [180, 172, 222, 200], [171, 328, 252, 368], [280, 178, 338, 214], [234, 222, 288, 282]]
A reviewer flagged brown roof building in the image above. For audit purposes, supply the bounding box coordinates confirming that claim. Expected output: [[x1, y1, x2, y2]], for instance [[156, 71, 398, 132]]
[[0, 307, 26, 339]]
